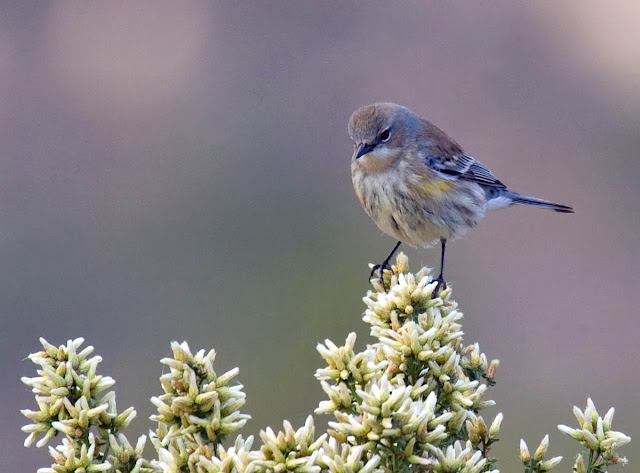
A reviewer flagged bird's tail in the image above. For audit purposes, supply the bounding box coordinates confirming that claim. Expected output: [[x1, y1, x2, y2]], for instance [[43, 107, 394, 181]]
[[505, 191, 574, 213]]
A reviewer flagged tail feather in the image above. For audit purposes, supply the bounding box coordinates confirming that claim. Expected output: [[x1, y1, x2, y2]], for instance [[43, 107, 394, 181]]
[[506, 191, 574, 213]]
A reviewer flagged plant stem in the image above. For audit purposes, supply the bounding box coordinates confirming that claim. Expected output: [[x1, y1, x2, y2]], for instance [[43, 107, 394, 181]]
[[587, 449, 594, 473]]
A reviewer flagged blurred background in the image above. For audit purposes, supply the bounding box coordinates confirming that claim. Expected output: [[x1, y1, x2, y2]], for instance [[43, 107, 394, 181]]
[[2, 1, 639, 470]]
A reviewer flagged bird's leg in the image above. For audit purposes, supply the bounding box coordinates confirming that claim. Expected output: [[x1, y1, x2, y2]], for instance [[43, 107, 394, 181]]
[[431, 238, 447, 296], [370, 241, 402, 281]]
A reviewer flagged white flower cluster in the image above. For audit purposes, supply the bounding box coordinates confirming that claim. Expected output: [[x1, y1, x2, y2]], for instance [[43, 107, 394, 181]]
[[558, 398, 630, 471], [252, 416, 326, 472], [519, 435, 562, 472], [427, 440, 497, 473], [154, 433, 259, 473], [21, 337, 157, 473], [149, 341, 253, 472], [315, 254, 501, 472], [39, 433, 111, 473], [253, 416, 383, 473]]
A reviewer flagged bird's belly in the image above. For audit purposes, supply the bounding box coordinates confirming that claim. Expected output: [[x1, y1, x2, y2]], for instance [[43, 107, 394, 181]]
[[354, 171, 486, 247], [375, 206, 447, 248]]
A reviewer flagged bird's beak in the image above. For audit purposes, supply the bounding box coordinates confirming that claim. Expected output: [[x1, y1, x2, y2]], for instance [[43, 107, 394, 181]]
[[355, 142, 376, 159]]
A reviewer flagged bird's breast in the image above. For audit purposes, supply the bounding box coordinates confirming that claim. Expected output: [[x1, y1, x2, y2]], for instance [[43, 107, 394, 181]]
[[352, 166, 488, 247], [352, 168, 447, 246]]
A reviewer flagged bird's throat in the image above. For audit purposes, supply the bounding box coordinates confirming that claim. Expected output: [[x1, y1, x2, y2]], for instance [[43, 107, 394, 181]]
[[355, 148, 398, 173]]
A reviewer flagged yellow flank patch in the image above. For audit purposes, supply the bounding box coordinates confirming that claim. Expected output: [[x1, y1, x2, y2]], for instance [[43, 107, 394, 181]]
[[418, 178, 453, 197]]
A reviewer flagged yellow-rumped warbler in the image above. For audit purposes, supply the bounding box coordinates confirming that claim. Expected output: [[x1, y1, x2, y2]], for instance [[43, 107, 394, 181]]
[[349, 102, 573, 289]]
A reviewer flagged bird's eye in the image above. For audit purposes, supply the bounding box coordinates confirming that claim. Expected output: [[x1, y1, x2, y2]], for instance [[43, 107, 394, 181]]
[[379, 129, 391, 142]]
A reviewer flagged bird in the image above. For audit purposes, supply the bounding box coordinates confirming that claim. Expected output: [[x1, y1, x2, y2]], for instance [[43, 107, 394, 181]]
[[348, 102, 573, 292]]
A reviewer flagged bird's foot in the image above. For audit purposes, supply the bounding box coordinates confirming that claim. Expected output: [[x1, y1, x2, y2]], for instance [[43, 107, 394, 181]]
[[370, 261, 392, 283], [430, 276, 447, 298]]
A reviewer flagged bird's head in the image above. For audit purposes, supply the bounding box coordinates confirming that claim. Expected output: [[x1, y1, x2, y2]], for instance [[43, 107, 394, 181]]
[[348, 102, 420, 172]]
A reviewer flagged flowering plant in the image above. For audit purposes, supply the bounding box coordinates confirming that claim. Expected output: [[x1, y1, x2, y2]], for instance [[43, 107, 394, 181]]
[[21, 254, 630, 472]]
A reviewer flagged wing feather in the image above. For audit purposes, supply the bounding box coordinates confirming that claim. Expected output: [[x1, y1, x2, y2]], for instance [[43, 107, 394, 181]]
[[429, 153, 506, 189]]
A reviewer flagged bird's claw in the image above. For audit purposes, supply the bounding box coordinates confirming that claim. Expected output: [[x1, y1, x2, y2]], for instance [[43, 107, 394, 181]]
[[430, 277, 447, 298], [370, 261, 392, 282]]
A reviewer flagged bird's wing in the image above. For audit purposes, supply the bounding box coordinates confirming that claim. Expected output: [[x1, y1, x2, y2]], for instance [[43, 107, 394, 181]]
[[429, 153, 507, 189]]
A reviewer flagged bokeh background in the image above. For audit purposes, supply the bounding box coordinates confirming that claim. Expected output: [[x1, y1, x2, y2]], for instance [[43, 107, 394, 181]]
[[2, 1, 639, 471]]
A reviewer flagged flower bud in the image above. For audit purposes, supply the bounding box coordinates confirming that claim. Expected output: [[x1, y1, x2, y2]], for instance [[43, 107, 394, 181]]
[[519, 439, 531, 464], [489, 413, 503, 437], [539, 456, 562, 471], [533, 434, 549, 462]]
